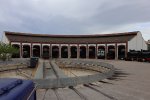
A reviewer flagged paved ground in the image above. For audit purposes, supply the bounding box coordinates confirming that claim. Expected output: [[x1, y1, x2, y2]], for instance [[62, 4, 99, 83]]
[[37, 60, 150, 100], [61, 68, 99, 77]]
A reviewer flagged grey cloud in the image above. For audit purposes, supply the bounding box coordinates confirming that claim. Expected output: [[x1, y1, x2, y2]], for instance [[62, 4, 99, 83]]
[[92, 1, 150, 25], [0, 0, 150, 40]]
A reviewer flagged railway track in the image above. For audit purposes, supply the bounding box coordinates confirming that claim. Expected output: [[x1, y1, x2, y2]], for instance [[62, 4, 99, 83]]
[[69, 86, 88, 100], [16, 69, 32, 79], [84, 84, 118, 100], [40, 60, 58, 79], [49, 61, 59, 78], [41, 89, 48, 100], [53, 89, 63, 100]]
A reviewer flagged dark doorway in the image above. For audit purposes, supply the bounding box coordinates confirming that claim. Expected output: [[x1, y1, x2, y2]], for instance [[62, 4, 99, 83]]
[[52, 46, 59, 58], [89, 46, 96, 59], [107, 45, 115, 59], [97, 46, 105, 59], [118, 45, 125, 60], [43, 46, 49, 59], [12, 44, 20, 58], [61, 46, 68, 58], [23, 45, 30, 58], [71, 46, 77, 58], [80, 46, 86, 58], [33, 45, 40, 57]]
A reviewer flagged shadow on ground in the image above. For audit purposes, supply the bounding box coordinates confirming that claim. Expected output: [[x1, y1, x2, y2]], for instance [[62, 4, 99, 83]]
[[107, 68, 130, 81]]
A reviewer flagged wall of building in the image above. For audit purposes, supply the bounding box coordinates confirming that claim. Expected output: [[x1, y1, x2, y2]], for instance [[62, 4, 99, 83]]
[[4, 31, 148, 57], [2, 32, 9, 44], [128, 32, 147, 51], [148, 44, 150, 50], [147, 40, 150, 50]]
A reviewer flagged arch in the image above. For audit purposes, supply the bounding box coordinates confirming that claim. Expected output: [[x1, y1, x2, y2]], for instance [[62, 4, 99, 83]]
[[23, 45, 30, 58], [70, 46, 77, 58], [89, 46, 96, 59], [80, 46, 86, 58], [33, 45, 40, 57], [61, 46, 68, 58], [97, 46, 105, 59], [12, 44, 20, 58], [52, 46, 59, 58], [118, 45, 125, 60], [43, 45, 49, 59], [107, 45, 115, 59]]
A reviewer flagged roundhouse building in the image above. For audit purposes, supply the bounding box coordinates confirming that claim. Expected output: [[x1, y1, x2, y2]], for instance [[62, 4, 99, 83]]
[[147, 40, 150, 50], [2, 31, 147, 59]]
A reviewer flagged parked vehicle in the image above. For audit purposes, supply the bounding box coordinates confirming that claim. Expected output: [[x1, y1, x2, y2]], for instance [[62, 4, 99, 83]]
[[125, 50, 150, 62], [140, 50, 150, 62], [97, 49, 105, 59]]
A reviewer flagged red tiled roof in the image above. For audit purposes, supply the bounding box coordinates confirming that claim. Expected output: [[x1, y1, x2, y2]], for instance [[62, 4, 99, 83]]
[[5, 31, 138, 44]]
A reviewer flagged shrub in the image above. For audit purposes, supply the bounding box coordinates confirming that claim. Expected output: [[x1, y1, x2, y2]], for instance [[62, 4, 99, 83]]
[[0, 43, 19, 61]]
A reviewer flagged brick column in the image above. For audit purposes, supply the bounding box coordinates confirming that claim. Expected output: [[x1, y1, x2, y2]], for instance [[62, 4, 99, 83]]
[[68, 44, 70, 58], [77, 44, 80, 59], [95, 44, 97, 59], [105, 44, 107, 59], [115, 43, 118, 60], [30, 43, 32, 57], [40, 44, 42, 58], [59, 44, 61, 59], [86, 44, 89, 59], [20, 43, 22, 58], [50, 44, 52, 59]]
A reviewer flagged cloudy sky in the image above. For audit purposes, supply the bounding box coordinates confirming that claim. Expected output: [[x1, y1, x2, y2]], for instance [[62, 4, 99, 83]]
[[0, 0, 150, 40]]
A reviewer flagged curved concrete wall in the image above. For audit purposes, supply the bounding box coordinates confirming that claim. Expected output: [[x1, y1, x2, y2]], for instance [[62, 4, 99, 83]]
[[33, 60, 115, 89]]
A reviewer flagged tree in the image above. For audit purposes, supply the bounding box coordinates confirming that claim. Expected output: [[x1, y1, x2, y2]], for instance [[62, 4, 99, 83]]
[[0, 43, 19, 61]]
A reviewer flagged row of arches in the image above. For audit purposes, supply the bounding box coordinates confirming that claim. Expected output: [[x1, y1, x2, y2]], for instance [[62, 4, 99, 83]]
[[11, 44, 126, 60], [50, 46, 96, 59]]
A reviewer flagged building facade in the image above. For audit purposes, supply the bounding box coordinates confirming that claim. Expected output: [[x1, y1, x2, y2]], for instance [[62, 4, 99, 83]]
[[147, 40, 150, 50], [2, 31, 147, 59]]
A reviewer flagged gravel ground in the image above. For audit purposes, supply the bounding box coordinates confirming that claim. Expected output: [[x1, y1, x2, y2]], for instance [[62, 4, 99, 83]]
[[0, 68, 34, 79]]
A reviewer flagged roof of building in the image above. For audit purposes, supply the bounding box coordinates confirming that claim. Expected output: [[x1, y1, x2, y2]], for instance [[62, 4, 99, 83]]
[[146, 40, 150, 44], [5, 31, 139, 44]]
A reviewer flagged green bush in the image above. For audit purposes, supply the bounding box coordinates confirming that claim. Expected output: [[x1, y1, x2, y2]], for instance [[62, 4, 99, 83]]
[[0, 43, 19, 61]]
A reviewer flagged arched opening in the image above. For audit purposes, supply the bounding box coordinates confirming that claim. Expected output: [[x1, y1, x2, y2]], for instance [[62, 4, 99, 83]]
[[89, 46, 96, 59], [12, 44, 20, 58], [52, 46, 59, 58], [97, 46, 105, 59], [80, 46, 86, 58], [23, 45, 30, 58], [118, 45, 125, 60], [33, 45, 40, 57], [70, 46, 77, 58], [43, 45, 49, 59], [107, 45, 115, 59], [61, 46, 68, 58]]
